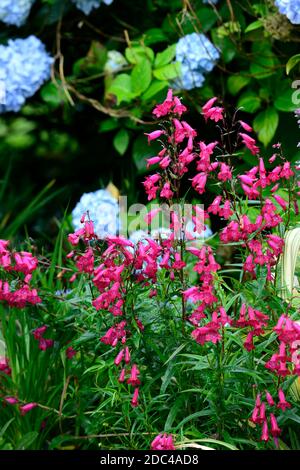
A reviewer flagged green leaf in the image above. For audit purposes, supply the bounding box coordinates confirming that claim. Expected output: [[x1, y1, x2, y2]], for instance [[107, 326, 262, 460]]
[[244, 20, 263, 33], [211, 31, 236, 63], [40, 82, 64, 107], [195, 7, 218, 32], [0, 418, 14, 438], [154, 44, 176, 69], [174, 410, 213, 430], [153, 62, 181, 81], [107, 74, 136, 104], [286, 54, 300, 75], [16, 432, 39, 450], [237, 91, 261, 113], [143, 28, 167, 46], [227, 76, 251, 96], [253, 107, 279, 147], [125, 46, 154, 64], [113, 129, 130, 156], [274, 87, 297, 112], [250, 42, 276, 79], [141, 80, 168, 101], [131, 58, 152, 94], [99, 118, 119, 133]]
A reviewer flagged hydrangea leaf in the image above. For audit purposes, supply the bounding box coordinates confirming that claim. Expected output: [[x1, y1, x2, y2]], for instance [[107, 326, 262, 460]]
[[250, 42, 277, 79], [154, 44, 176, 69], [237, 91, 261, 113], [153, 62, 181, 81], [113, 128, 130, 156], [131, 58, 152, 95], [253, 107, 279, 147], [227, 76, 251, 96], [106, 74, 136, 104], [141, 80, 168, 101], [143, 28, 167, 46], [275, 87, 297, 112], [125, 46, 154, 65]]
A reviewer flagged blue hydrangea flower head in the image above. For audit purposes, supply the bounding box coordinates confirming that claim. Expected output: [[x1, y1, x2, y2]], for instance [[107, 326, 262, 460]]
[[275, 0, 300, 24], [202, 0, 218, 4], [72, 189, 121, 238], [0, 0, 35, 27], [72, 0, 113, 15], [177, 64, 205, 91], [104, 51, 127, 73], [175, 33, 220, 90], [0, 36, 53, 113]]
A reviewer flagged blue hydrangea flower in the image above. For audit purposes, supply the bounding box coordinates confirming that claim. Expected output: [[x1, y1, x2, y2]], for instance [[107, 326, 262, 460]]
[[0, 0, 35, 27], [202, 0, 218, 4], [175, 33, 220, 90], [104, 51, 127, 73], [275, 0, 300, 24], [0, 36, 53, 113], [72, 0, 113, 15], [72, 189, 121, 238]]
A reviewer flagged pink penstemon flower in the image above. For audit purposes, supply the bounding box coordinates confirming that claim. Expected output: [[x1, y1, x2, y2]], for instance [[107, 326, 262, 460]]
[[144, 130, 165, 144], [151, 433, 175, 450], [20, 403, 38, 416], [131, 387, 139, 407], [239, 133, 260, 155]]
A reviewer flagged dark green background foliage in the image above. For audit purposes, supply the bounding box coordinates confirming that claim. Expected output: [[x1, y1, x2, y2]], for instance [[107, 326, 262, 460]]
[[0, 0, 299, 238]]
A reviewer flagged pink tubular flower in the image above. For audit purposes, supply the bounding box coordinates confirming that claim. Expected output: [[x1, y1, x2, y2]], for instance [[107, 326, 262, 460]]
[[173, 96, 187, 115], [33, 325, 47, 340], [143, 174, 161, 201], [205, 106, 224, 122], [131, 387, 139, 407], [146, 156, 161, 168], [66, 347, 77, 359], [270, 413, 281, 437], [152, 89, 174, 118], [281, 162, 294, 179], [127, 364, 141, 386], [277, 389, 291, 411], [118, 368, 126, 383], [266, 391, 275, 407], [151, 433, 175, 450], [76, 247, 94, 274], [261, 420, 269, 442], [114, 349, 125, 366], [208, 196, 222, 215], [38, 338, 54, 351], [239, 120, 253, 132], [218, 163, 232, 182], [14, 252, 38, 275], [202, 97, 224, 122], [202, 97, 217, 113], [20, 402, 38, 416], [0, 356, 11, 375], [145, 130, 165, 144], [160, 156, 171, 169], [273, 194, 288, 211], [160, 182, 173, 199], [239, 174, 255, 186], [124, 347, 130, 364], [191, 172, 207, 194], [219, 200, 233, 219], [239, 133, 259, 155], [5, 396, 18, 405]]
